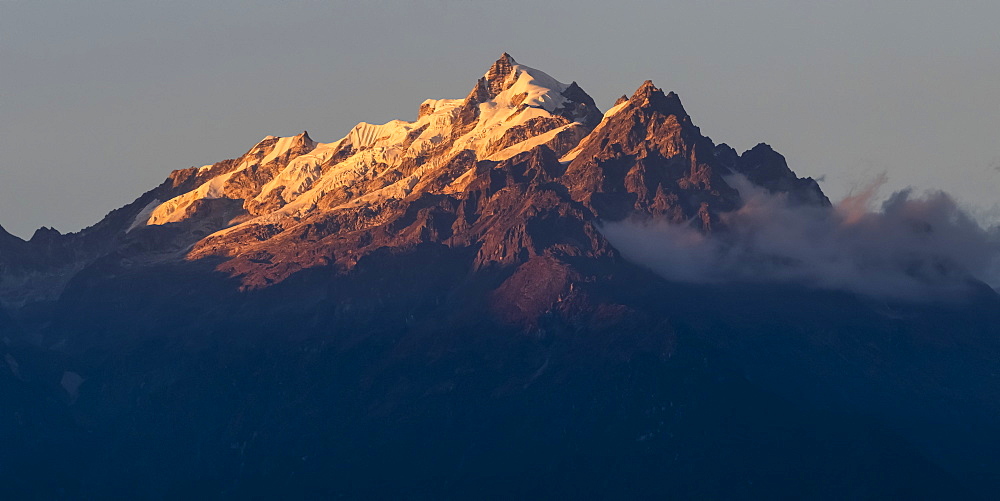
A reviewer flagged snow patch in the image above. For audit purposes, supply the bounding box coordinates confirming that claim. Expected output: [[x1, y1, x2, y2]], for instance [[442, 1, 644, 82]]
[[487, 123, 575, 162], [127, 198, 161, 232], [259, 135, 298, 166], [559, 99, 628, 164]]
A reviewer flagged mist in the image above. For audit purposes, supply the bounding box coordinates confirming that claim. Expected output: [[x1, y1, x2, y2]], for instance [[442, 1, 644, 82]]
[[600, 175, 1000, 300]]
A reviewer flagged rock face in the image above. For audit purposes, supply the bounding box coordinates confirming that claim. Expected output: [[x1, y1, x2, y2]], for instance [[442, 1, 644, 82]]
[[561, 81, 740, 226], [0, 54, 997, 498], [724, 142, 830, 206]]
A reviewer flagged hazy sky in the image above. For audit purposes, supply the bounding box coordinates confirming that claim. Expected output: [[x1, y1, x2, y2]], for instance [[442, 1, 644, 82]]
[[1, 0, 998, 238]]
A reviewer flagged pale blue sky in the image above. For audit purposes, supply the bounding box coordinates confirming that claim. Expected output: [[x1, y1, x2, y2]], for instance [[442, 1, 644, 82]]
[[2, 0, 998, 238]]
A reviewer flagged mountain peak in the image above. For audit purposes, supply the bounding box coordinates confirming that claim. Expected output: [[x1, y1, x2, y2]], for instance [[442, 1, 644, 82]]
[[473, 52, 520, 101], [495, 52, 516, 67], [735, 142, 832, 207], [634, 79, 657, 95], [29, 226, 61, 243], [628, 80, 688, 119], [486, 52, 516, 80], [452, 54, 600, 138], [293, 130, 315, 149]]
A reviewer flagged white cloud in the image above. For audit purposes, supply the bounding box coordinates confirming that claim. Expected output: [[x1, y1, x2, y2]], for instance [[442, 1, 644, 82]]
[[600, 175, 1000, 301]]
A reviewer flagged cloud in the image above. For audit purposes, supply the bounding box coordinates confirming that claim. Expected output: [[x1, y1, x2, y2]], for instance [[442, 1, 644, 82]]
[[600, 175, 1000, 300]]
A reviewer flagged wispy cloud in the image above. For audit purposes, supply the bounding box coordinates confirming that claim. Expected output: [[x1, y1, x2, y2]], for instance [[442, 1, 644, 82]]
[[600, 175, 1000, 300]]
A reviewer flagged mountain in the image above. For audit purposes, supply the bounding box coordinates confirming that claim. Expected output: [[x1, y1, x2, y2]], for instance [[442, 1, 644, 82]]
[[0, 54, 824, 298], [1, 54, 997, 499]]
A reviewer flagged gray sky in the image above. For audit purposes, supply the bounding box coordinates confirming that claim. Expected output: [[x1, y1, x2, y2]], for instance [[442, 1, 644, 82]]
[[1, 0, 998, 238]]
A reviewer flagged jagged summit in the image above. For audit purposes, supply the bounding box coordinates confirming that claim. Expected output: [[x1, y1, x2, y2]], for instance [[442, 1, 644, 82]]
[[634, 79, 657, 96], [732, 142, 830, 206], [628, 80, 689, 120], [478, 53, 518, 98], [29, 226, 61, 242], [558, 79, 736, 225], [460, 53, 602, 127]]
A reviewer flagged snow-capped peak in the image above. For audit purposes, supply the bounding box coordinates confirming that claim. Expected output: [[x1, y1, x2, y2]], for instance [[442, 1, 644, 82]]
[[143, 54, 601, 241], [467, 53, 574, 115]]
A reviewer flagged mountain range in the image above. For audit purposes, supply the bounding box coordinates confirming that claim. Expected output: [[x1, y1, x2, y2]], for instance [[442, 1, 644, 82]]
[[1, 54, 998, 499]]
